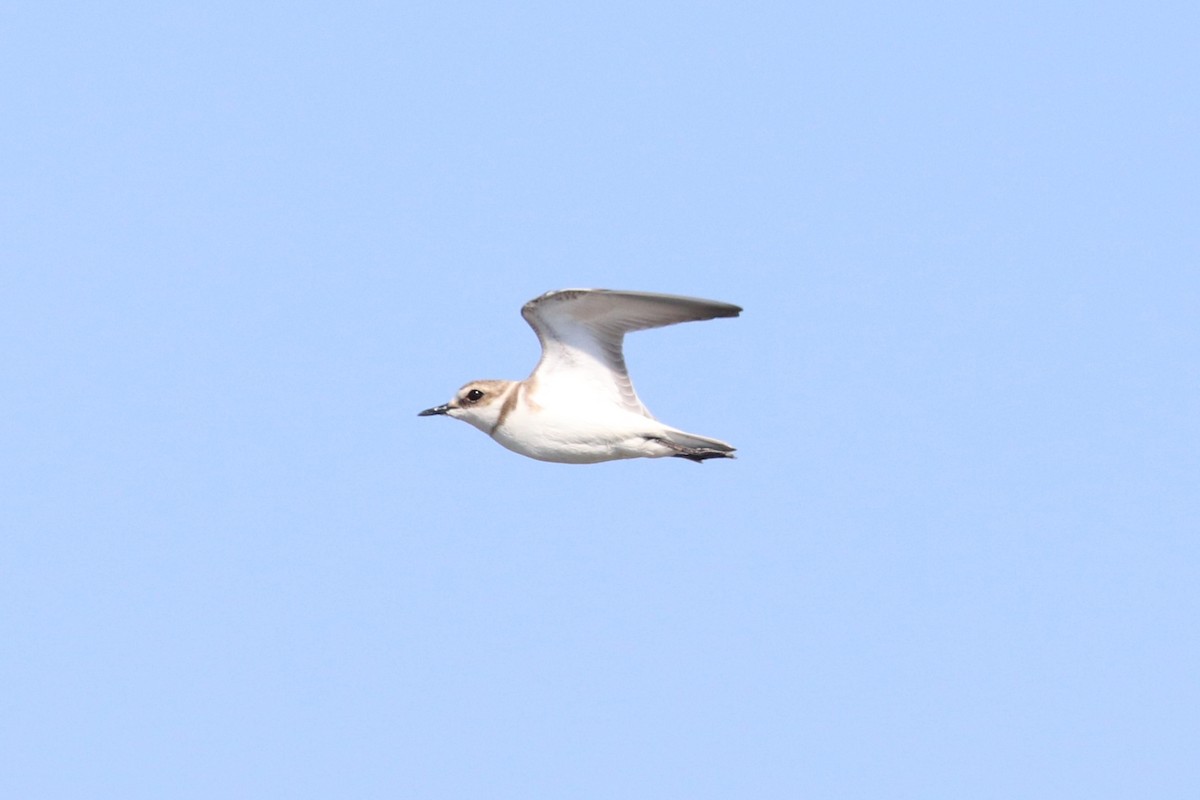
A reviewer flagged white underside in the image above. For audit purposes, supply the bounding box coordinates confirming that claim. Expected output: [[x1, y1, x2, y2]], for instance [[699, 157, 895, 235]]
[[489, 404, 726, 464]]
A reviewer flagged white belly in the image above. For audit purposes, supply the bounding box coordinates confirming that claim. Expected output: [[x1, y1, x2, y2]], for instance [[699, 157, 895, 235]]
[[490, 406, 670, 463]]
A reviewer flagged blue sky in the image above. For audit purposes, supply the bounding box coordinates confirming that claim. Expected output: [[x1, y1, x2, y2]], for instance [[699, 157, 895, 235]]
[[3, 2, 1198, 797]]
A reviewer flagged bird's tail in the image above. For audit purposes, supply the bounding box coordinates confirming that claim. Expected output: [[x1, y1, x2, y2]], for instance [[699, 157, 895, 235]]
[[656, 429, 737, 462]]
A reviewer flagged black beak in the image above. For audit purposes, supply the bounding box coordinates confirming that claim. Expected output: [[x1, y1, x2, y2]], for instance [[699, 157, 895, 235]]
[[418, 404, 451, 417]]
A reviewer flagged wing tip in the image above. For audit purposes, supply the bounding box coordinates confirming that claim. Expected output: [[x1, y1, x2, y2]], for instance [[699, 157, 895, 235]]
[[523, 288, 742, 319]]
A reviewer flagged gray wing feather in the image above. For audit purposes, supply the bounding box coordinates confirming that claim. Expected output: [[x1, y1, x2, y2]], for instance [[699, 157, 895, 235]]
[[521, 289, 741, 417]]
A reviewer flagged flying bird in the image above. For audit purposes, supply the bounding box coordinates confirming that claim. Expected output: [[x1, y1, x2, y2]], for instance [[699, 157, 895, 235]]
[[418, 289, 741, 464]]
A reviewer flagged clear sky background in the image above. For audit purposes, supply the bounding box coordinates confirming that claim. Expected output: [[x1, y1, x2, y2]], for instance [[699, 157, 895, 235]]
[[3, 2, 1198, 798]]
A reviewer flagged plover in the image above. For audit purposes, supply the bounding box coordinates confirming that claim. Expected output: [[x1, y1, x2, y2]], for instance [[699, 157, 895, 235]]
[[418, 289, 741, 464]]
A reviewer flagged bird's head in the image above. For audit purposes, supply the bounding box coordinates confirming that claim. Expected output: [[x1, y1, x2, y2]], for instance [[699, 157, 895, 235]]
[[418, 380, 514, 434]]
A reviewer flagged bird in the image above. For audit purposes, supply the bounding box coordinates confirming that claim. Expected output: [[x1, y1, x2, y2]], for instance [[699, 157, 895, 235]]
[[418, 288, 741, 464]]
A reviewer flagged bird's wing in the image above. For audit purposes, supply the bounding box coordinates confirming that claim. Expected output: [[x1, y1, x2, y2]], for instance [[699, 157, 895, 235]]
[[521, 289, 741, 417]]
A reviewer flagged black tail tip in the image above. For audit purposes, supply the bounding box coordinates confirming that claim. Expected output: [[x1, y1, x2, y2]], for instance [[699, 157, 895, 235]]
[[671, 451, 737, 463]]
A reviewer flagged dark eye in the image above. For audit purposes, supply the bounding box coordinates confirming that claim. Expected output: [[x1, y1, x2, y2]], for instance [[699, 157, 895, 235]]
[[465, 388, 484, 403]]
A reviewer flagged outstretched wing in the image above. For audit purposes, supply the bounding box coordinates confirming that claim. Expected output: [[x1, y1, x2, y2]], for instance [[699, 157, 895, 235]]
[[521, 289, 742, 418]]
